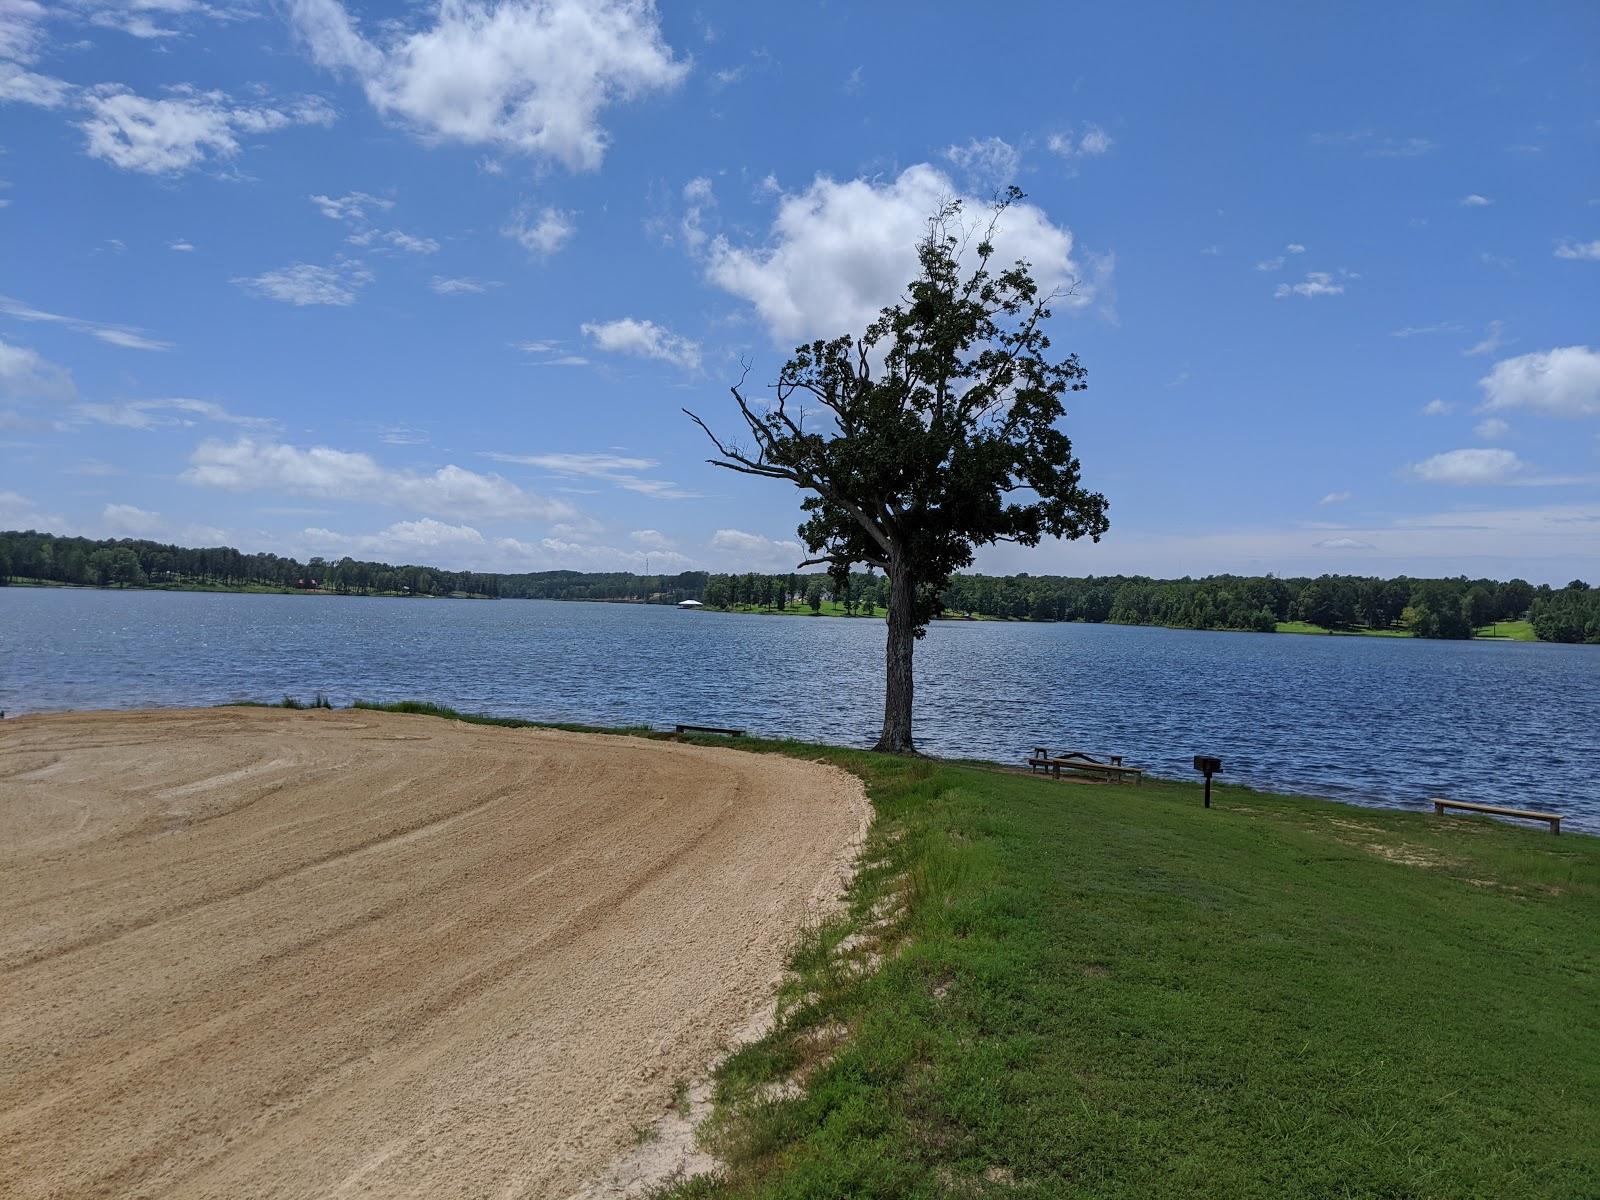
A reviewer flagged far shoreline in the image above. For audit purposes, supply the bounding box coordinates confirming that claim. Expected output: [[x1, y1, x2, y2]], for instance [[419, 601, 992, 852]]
[[3, 577, 1560, 644]]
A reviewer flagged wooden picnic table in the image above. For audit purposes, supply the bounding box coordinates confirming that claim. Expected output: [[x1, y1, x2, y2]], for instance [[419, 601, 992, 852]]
[[1432, 797, 1561, 835]]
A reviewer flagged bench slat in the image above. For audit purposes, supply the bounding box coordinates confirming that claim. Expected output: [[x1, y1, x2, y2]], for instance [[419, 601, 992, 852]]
[[1432, 797, 1561, 833]]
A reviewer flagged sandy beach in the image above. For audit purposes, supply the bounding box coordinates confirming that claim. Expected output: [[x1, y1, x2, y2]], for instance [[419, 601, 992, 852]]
[[0, 706, 867, 1198]]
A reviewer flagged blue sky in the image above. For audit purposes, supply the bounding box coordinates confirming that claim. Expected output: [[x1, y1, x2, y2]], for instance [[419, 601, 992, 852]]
[[1, 1, 1597, 583]]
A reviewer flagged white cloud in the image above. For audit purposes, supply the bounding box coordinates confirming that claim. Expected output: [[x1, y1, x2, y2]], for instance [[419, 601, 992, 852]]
[[1311, 131, 1436, 157], [234, 260, 373, 306], [1314, 536, 1374, 549], [0, 488, 68, 534], [1046, 123, 1113, 159], [1285, 243, 1306, 254], [1463, 319, 1506, 357], [287, 0, 687, 172], [168, 239, 195, 252], [1319, 491, 1351, 505], [1474, 417, 1510, 441], [0, 61, 71, 108], [710, 527, 803, 566], [0, 293, 171, 351], [350, 228, 438, 254], [580, 317, 700, 370], [503, 204, 575, 257], [0, 337, 74, 400], [1274, 271, 1343, 299], [1478, 346, 1600, 418], [431, 276, 499, 295], [78, 84, 334, 175], [629, 528, 672, 549], [1391, 321, 1461, 338], [1554, 239, 1600, 261], [301, 517, 487, 560], [1255, 256, 1285, 272], [75, 397, 274, 431], [1421, 398, 1452, 416], [1460, 194, 1493, 207], [102, 502, 163, 536], [484, 449, 695, 498], [1409, 447, 1526, 485], [706, 163, 1091, 345], [310, 191, 393, 221], [184, 437, 574, 521], [943, 135, 1021, 189], [677, 174, 715, 249]]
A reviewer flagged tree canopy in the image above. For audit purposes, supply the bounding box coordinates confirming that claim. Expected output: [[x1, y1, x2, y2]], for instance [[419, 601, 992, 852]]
[[688, 190, 1109, 750]]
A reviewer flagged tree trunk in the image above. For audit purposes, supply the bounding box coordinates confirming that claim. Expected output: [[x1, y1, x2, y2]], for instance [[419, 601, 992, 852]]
[[875, 565, 917, 754]]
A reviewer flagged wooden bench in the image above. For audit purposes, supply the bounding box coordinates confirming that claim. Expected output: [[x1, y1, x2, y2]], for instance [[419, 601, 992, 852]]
[[1432, 797, 1562, 835], [1028, 752, 1143, 786], [675, 723, 746, 738]]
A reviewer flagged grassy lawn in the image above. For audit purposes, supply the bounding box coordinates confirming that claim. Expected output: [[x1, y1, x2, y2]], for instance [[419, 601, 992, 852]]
[[1474, 619, 1538, 641], [663, 746, 1598, 1198], [239, 702, 1599, 1196], [713, 601, 889, 618], [1275, 620, 1414, 638]]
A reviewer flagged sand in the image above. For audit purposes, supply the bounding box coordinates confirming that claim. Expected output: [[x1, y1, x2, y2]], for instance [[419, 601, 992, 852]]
[[0, 707, 868, 1199]]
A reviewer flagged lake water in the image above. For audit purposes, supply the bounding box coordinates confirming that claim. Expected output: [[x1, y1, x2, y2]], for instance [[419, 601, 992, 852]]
[[3, 587, 1597, 831]]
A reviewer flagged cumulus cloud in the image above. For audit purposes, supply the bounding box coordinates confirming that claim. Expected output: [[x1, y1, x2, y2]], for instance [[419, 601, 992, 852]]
[[0, 337, 74, 400], [503, 204, 575, 257], [1409, 447, 1526, 485], [710, 527, 803, 566], [301, 517, 487, 559], [0, 61, 71, 108], [1274, 270, 1343, 299], [629, 528, 673, 549], [1319, 491, 1351, 505], [0, 488, 68, 534], [484, 449, 695, 499], [0, 293, 171, 351], [287, 0, 687, 171], [77, 85, 334, 175], [347, 228, 439, 254], [184, 437, 574, 521], [102, 502, 163, 536], [1421, 398, 1452, 416], [1478, 346, 1600, 418], [233, 260, 374, 306], [706, 163, 1091, 345], [1460, 194, 1493, 207], [580, 317, 700, 370], [1554, 239, 1600, 261], [944, 136, 1021, 189]]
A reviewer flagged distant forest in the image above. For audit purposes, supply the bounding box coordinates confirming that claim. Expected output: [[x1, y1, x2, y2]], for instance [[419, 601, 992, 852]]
[[3, 528, 1597, 644]]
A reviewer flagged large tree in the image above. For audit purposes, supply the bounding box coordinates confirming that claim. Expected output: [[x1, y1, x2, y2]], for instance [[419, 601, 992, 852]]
[[687, 190, 1109, 752]]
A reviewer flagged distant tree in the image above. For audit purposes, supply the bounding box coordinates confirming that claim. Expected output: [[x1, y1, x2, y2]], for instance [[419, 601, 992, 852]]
[[0, 546, 10, 583], [687, 190, 1109, 752], [805, 578, 824, 613]]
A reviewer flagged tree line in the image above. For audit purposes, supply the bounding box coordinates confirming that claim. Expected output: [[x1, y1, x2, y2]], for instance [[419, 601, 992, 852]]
[[0, 530, 705, 604], [3, 528, 1595, 644]]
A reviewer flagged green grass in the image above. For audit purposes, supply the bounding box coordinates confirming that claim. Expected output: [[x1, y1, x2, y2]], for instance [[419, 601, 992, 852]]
[[1474, 619, 1538, 641], [1275, 620, 1414, 638], [712, 601, 888, 618], [220, 700, 1599, 1196], [656, 751, 1598, 1198]]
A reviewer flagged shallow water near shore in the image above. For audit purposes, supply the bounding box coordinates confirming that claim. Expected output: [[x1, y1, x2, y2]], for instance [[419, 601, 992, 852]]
[[3, 586, 1597, 831]]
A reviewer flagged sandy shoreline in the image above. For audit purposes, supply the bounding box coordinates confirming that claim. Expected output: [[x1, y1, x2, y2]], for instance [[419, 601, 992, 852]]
[[0, 706, 868, 1198]]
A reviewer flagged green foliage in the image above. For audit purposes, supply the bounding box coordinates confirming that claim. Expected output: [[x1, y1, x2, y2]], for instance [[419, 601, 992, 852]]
[[1531, 584, 1600, 644], [688, 190, 1108, 634]]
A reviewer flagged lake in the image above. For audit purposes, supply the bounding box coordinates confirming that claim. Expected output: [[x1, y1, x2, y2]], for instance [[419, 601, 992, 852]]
[[3, 587, 1596, 832]]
